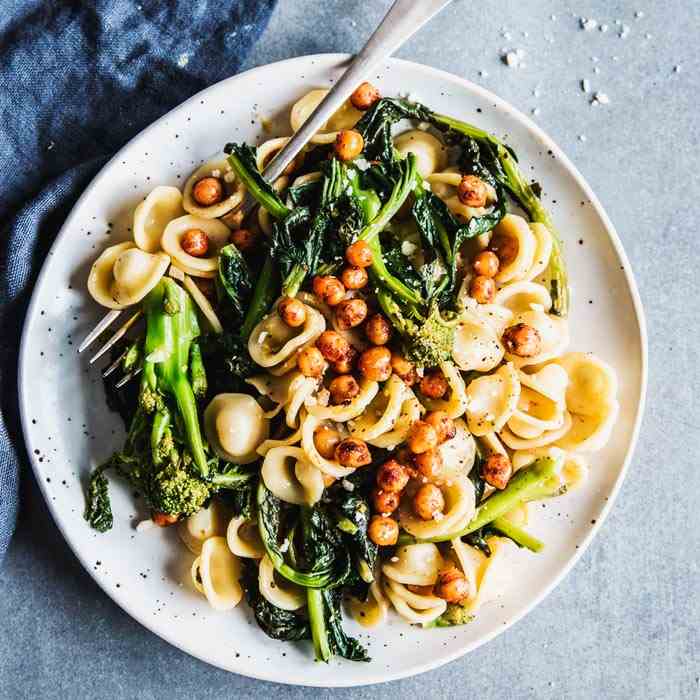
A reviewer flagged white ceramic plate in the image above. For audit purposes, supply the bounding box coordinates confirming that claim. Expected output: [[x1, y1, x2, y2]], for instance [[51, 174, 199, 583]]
[[18, 54, 647, 686]]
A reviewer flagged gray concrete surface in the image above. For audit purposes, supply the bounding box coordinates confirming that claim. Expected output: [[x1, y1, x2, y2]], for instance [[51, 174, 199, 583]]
[[2, 1, 699, 698]]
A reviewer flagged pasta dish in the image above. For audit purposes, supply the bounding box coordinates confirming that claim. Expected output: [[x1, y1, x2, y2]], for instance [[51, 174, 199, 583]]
[[83, 81, 619, 662]]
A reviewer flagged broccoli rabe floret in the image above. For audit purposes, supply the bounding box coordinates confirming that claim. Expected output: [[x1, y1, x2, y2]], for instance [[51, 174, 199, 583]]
[[138, 386, 162, 414], [149, 461, 211, 517], [434, 604, 474, 627], [403, 305, 455, 368]]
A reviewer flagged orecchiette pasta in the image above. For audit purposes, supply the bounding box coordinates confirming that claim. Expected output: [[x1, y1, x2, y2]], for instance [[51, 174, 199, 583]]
[[182, 155, 245, 218], [258, 554, 306, 611], [290, 88, 363, 144], [178, 502, 228, 555], [494, 280, 552, 315], [307, 378, 379, 422], [421, 361, 470, 419], [349, 375, 407, 442], [301, 413, 354, 478], [366, 391, 422, 450], [195, 536, 243, 611], [492, 214, 537, 284], [466, 362, 520, 436], [349, 577, 390, 629], [452, 311, 505, 372], [504, 305, 569, 368], [226, 516, 265, 559], [393, 130, 448, 177], [133, 185, 184, 253], [248, 300, 325, 368], [204, 393, 269, 464], [87, 242, 170, 309], [161, 214, 232, 274], [439, 419, 477, 481], [261, 446, 324, 506]]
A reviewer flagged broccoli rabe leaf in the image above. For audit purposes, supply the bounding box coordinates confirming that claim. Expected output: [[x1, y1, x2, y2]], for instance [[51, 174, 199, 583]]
[[319, 588, 370, 662], [217, 244, 253, 320], [84, 463, 113, 532], [354, 97, 431, 162], [241, 561, 311, 642]]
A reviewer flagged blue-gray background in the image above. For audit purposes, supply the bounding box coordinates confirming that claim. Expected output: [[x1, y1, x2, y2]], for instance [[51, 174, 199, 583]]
[[2, 1, 698, 698]]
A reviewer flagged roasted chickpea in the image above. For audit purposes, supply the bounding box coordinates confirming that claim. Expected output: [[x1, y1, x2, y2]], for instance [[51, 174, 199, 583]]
[[473, 250, 500, 278], [469, 275, 496, 304], [312, 275, 346, 306], [334, 437, 372, 468], [278, 296, 307, 328], [390, 353, 417, 386], [376, 459, 410, 493], [414, 449, 444, 480], [181, 228, 209, 257], [434, 566, 470, 603], [329, 374, 360, 405], [334, 130, 364, 162], [457, 174, 488, 207], [332, 345, 358, 374], [423, 410, 456, 444], [313, 425, 341, 460], [489, 233, 518, 266], [340, 266, 368, 290], [345, 240, 373, 268], [335, 298, 368, 330], [297, 346, 325, 378], [419, 369, 449, 399], [502, 323, 542, 357], [412, 483, 445, 521], [368, 515, 399, 546], [481, 453, 512, 490], [407, 420, 439, 454], [364, 314, 392, 345], [358, 345, 392, 381], [371, 487, 400, 515], [230, 227, 257, 252], [193, 176, 224, 206], [350, 81, 380, 111], [152, 511, 178, 527], [316, 330, 351, 363]]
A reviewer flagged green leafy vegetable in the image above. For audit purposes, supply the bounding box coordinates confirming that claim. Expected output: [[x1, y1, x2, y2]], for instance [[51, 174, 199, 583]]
[[217, 243, 253, 319], [84, 463, 113, 532]]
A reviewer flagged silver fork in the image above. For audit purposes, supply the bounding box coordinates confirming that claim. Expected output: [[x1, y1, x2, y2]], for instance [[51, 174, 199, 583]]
[[79, 0, 453, 378]]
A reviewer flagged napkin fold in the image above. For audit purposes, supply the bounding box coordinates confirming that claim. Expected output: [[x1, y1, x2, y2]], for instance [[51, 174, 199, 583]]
[[0, 0, 277, 563]]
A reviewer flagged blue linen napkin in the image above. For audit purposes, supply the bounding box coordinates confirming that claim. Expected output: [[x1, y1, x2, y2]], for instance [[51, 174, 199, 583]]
[[0, 0, 277, 563]]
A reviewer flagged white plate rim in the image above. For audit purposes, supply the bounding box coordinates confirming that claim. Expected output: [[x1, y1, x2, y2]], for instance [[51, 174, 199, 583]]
[[17, 52, 648, 687]]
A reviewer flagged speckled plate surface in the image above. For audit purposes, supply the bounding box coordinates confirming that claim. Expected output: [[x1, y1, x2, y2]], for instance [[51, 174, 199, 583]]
[[18, 54, 647, 686]]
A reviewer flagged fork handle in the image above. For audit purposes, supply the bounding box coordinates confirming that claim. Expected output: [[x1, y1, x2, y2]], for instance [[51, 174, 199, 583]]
[[262, 0, 453, 182]]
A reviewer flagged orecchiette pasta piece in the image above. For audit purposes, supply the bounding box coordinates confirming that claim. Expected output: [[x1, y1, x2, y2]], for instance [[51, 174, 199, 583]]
[[255, 137, 290, 171], [87, 242, 170, 309], [349, 578, 389, 629], [261, 446, 324, 506], [226, 516, 265, 559], [133, 186, 184, 253], [169, 259, 217, 279], [421, 361, 470, 419], [478, 431, 508, 457], [301, 413, 354, 477], [461, 536, 515, 614], [550, 352, 619, 452], [196, 536, 243, 611], [494, 280, 552, 315], [452, 311, 505, 373], [393, 130, 448, 177], [383, 578, 447, 625], [161, 215, 231, 273], [247, 371, 319, 426], [525, 222, 553, 281], [368, 392, 422, 450], [465, 362, 520, 436], [178, 501, 228, 555], [349, 375, 406, 442], [307, 378, 379, 422], [204, 393, 269, 464], [182, 273, 223, 334], [492, 214, 537, 284], [290, 88, 363, 144], [182, 155, 246, 218], [381, 543, 443, 586], [248, 300, 326, 368], [504, 304, 569, 368], [506, 364, 569, 440], [258, 554, 306, 611], [398, 476, 476, 540], [439, 419, 476, 482], [500, 410, 572, 450]]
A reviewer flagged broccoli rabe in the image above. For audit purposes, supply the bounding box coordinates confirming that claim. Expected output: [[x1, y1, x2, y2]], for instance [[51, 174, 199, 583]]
[[429, 604, 474, 627]]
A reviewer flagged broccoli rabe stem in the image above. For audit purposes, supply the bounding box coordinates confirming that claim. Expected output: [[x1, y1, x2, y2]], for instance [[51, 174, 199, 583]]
[[240, 255, 278, 339], [431, 112, 569, 316], [188, 341, 207, 399], [150, 409, 171, 466], [421, 456, 562, 543], [491, 517, 544, 553], [308, 588, 332, 663]]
